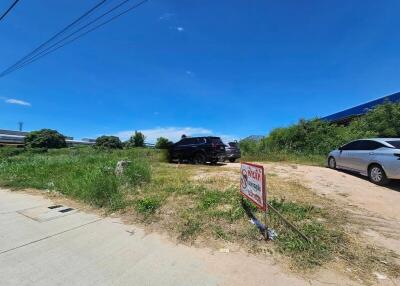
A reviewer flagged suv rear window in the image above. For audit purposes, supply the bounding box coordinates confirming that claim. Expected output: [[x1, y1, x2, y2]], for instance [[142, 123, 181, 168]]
[[228, 142, 238, 147], [206, 137, 223, 144], [386, 140, 400, 149]]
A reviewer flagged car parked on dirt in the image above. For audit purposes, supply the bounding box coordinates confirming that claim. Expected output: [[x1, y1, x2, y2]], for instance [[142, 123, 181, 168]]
[[327, 138, 400, 185], [169, 136, 226, 164], [223, 141, 241, 162]]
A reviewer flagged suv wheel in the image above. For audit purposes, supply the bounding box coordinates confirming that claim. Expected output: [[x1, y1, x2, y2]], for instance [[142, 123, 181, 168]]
[[193, 153, 206, 165], [229, 158, 236, 163], [368, 164, 389, 185], [328, 157, 336, 169]]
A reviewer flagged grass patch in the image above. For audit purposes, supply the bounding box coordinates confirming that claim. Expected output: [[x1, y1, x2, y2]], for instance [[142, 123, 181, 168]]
[[135, 197, 163, 215], [242, 151, 325, 166], [0, 147, 156, 210], [178, 215, 203, 242], [1, 149, 399, 283]]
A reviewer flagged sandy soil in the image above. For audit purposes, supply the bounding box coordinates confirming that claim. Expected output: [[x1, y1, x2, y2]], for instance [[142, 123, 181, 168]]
[[222, 162, 400, 259]]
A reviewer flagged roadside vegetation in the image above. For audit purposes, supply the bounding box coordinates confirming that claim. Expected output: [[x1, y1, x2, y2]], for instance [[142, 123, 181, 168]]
[[1, 105, 400, 283], [0, 145, 399, 283], [240, 102, 400, 165]]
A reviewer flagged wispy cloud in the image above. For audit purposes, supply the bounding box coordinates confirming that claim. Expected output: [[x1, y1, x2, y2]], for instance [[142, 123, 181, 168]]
[[3, 98, 31, 107], [114, 127, 237, 143], [186, 70, 194, 77], [176, 26, 184, 32], [159, 12, 175, 21]]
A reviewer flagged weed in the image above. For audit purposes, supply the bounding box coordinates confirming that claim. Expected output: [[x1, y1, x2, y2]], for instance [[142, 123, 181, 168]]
[[178, 215, 202, 242], [135, 197, 162, 215]]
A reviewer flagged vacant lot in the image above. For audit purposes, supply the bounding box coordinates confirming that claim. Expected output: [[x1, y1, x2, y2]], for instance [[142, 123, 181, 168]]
[[0, 148, 399, 284]]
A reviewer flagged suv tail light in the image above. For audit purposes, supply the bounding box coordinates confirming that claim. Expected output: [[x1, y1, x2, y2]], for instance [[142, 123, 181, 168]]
[[394, 153, 400, 160]]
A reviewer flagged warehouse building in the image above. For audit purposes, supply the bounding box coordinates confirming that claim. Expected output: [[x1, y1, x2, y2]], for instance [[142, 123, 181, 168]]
[[0, 129, 95, 147], [322, 92, 400, 125]]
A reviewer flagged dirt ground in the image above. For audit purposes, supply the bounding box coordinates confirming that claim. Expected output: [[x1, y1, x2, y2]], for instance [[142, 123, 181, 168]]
[[4, 161, 400, 285], [222, 162, 400, 263]]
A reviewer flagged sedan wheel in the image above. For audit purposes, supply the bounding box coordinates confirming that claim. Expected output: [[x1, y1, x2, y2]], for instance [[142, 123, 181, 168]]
[[328, 157, 336, 169], [368, 165, 389, 185]]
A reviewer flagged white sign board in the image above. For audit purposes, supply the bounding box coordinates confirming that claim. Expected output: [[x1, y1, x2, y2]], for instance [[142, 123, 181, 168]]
[[240, 162, 266, 211]]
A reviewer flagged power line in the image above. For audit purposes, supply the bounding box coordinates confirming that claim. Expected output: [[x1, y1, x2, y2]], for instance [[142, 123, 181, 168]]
[[1, 0, 148, 78], [0, 0, 108, 77], [1, 0, 146, 77], [0, 0, 20, 22]]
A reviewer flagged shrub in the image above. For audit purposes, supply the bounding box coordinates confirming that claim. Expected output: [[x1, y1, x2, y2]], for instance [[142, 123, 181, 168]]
[[155, 137, 172, 149], [349, 101, 400, 137], [25, 129, 66, 149], [240, 102, 400, 162], [95, 136, 123, 149], [0, 146, 24, 158]]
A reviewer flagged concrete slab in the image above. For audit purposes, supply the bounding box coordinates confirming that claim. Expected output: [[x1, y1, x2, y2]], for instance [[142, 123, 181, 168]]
[[18, 205, 77, 222]]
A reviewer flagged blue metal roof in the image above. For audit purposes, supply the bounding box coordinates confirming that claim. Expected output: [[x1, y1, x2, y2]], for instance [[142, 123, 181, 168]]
[[322, 92, 400, 122]]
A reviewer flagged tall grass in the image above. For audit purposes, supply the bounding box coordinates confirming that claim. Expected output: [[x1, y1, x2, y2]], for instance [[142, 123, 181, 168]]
[[0, 147, 156, 210]]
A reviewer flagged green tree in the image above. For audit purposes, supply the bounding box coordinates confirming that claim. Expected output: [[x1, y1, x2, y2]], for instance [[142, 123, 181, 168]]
[[131, 131, 146, 147], [155, 137, 172, 149], [25, 129, 66, 149], [95, 136, 123, 149]]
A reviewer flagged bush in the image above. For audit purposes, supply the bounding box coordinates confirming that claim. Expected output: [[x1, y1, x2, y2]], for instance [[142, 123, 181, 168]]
[[349, 101, 400, 137], [155, 137, 172, 149], [0, 146, 24, 158], [240, 102, 400, 163], [25, 129, 66, 149], [95, 136, 123, 149]]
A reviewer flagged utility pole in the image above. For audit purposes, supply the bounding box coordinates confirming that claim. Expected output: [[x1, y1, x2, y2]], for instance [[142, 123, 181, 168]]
[[18, 121, 23, 132]]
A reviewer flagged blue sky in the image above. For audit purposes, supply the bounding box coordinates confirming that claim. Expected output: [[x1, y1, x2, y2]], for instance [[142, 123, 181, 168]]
[[1, 0, 399, 143]]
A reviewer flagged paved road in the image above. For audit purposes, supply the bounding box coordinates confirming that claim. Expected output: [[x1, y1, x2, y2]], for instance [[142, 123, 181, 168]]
[[0, 189, 355, 286]]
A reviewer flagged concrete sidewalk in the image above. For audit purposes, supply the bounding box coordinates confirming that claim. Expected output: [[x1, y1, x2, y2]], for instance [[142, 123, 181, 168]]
[[0, 189, 355, 286]]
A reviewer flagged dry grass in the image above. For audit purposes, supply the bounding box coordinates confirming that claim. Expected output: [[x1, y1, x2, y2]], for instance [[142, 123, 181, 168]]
[[2, 147, 398, 284], [123, 162, 400, 285]]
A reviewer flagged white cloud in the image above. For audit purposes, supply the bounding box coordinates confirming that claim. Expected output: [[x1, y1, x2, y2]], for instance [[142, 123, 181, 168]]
[[176, 26, 184, 32], [4, 98, 31, 106], [159, 13, 175, 21], [186, 70, 194, 76], [114, 127, 238, 144]]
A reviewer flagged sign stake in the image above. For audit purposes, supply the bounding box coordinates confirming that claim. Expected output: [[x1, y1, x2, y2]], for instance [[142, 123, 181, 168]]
[[267, 202, 311, 243]]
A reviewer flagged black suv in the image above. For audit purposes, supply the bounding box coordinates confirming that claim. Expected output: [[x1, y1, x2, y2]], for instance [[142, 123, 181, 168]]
[[224, 141, 241, 162], [169, 136, 226, 164]]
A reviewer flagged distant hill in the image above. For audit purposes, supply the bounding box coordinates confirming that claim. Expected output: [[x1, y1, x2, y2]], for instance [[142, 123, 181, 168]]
[[241, 135, 264, 141]]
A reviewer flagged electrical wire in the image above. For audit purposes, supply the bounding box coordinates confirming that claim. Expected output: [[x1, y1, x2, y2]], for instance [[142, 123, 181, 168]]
[[0, 0, 109, 77], [1, 0, 148, 77], [0, 0, 20, 22]]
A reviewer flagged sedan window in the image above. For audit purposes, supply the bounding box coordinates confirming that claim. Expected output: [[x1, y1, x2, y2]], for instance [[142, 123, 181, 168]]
[[357, 140, 385, 150], [387, 140, 400, 149], [341, 141, 360, 150]]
